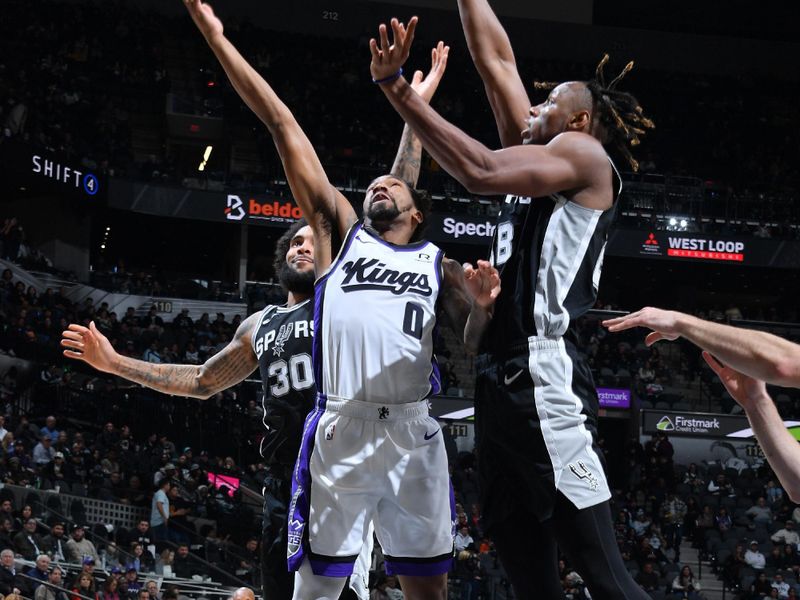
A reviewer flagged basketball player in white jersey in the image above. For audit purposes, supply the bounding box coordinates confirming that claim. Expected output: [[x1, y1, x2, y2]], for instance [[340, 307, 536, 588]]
[[370, 14, 654, 600], [176, 3, 498, 600]]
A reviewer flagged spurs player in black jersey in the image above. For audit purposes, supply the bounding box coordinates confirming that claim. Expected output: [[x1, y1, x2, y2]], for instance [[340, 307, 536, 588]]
[[371, 13, 654, 600]]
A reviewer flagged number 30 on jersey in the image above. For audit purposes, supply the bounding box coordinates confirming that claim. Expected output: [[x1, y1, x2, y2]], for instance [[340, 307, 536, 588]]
[[268, 353, 314, 397]]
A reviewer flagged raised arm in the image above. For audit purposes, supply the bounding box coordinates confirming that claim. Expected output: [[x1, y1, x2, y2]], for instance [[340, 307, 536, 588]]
[[439, 259, 500, 354], [61, 315, 259, 399], [390, 42, 449, 186], [703, 353, 800, 503], [603, 308, 800, 388], [184, 0, 354, 273], [369, 21, 606, 201], [457, 0, 531, 147]]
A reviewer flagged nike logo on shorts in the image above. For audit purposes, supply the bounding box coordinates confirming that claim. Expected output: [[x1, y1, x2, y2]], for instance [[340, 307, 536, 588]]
[[424, 430, 439, 440], [504, 368, 525, 386]]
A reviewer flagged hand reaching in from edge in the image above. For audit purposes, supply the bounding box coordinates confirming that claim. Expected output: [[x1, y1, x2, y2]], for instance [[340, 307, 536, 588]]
[[369, 17, 419, 82]]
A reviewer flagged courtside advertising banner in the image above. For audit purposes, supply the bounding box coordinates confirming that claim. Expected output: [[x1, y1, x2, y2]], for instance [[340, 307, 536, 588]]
[[109, 179, 302, 227], [641, 409, 800, 466]]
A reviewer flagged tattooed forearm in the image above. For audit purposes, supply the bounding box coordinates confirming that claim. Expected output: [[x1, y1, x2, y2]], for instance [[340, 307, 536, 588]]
[[114, 357, 209, 398], [112, 315, 259, 399], [391, 124, 423, 187]]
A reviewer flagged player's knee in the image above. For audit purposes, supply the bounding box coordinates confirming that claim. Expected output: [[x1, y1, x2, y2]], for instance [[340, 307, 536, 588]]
[[291, 560, 347, 600]]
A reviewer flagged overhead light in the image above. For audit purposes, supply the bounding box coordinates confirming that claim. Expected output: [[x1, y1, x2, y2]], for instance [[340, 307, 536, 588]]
[[100, 244, 106, 250], [106, 226, 111, 231], [680, 219, 687, 228], [198, 145, 213, 171], [669, 217, 677, 226]]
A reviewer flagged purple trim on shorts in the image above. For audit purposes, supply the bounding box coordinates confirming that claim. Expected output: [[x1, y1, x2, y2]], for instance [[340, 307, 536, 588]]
[[428, 357, 442, 396], [449, 481, 457, 537], [309, 558, 356, 578], [287, 396, 326, 572], [385, 557, 453, 577]]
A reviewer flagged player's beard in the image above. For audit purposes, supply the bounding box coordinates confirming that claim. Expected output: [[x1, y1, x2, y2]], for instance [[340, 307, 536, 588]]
[[279, 263, 315, 295], [366, 199, 401, 230]]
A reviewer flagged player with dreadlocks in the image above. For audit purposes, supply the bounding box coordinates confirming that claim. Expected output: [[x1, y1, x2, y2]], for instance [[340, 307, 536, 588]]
[[367, 3, 653, 597]]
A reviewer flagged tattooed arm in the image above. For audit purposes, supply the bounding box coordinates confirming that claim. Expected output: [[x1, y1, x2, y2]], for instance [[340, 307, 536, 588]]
[[390, 42, 449, 187], [61, 313, 259, 399]]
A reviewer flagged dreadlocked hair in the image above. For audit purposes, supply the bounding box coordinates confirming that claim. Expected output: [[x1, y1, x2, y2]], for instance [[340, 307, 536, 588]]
[[533, 54, 655, 171]]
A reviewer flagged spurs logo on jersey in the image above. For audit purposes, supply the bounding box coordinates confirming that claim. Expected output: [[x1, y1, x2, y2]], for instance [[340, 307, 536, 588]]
[[340, 257, 432, 297], [272, 323, 294, 357], [314, 224, 444, 404]]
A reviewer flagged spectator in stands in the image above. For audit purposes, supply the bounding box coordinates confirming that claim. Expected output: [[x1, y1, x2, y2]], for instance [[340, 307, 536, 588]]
[[745, 540, 767, 570], [0, 416, 9, 442], [43, 522, 68, 562], [454, 526, 474, 553], [171, 544, 195, 579], [708, 473, 735, 496], [166, 486, 192, 543], [635, 562, 659, 593], [101, 576, 121, 600], [772, 520, 800, 546], [123, 566, 141, 599], [635, 536, 667, 568], [13, 517, 46, 560], [771, 573, 790, 599], [671, 565, 701, 599], [747, 497, 774, 525], [766, 546, 786, 570], [0, 548, 23, 597], [65, 525, 99, 564], [35, 566, 68, 600], [749, 572, 772, 597], [766, 480, 785, 505], [0, 518, 15, 553], [33, 436, 55, 467], [722, 543, 748, 590], [154, 549, 174, 577], [40, 417, 59, 442], [715, 507, 733, 533], [683, 463, 705, 494], [660, 493, 687, 560], [129, 543, 154, 574], [71, 573, 98, 600], [149, 478, 170, 542], [24, 555, 51, 594], [41, 452, 70, 491], [630, 509, 651, 537], [234, 537, 259, 586], [143, 580, 159, 600]]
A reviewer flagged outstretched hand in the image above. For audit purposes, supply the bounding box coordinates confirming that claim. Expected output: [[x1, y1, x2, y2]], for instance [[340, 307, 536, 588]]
[[408, 41, 450, 104], [183, 0, 224, 41], [602, 307, 682, 346], [369, 17, 418, 82], [61, 321, 118, 374], [702, 351, 769, 411], [463, 260, 501, 309]]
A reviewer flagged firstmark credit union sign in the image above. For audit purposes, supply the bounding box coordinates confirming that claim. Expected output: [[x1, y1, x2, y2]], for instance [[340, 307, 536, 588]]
[[643, 410, 744, 439]]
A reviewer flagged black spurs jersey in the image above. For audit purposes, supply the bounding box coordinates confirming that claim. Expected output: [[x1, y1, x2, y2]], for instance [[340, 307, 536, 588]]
[[251, 299, 316, 465], [485, 157, 622, 354]]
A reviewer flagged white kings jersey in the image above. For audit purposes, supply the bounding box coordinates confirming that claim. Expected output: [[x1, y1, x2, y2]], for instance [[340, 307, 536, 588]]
[[313, 223, 444, 405]]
